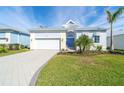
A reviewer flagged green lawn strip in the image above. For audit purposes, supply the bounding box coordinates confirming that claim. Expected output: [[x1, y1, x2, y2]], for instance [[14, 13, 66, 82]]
[[36, 54, 124, 86], [0, 49, 29, 57]]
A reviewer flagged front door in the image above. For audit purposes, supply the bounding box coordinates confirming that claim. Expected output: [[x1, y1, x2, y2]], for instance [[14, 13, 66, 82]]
[[66, 37, 75, 49], [66, 31, 75, 49]]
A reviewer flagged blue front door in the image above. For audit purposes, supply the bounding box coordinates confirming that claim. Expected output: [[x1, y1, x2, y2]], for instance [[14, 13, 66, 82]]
[[66, 37, 75, 49]]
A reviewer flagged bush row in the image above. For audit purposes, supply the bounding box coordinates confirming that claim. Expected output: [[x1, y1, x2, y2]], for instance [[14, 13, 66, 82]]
[[0, 44, 29, 53], [0, 46, 8, 53], [111, 49, 124, 54]]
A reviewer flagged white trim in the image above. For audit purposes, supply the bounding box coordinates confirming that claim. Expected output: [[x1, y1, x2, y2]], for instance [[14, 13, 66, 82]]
[[5, 32, 11, 44]]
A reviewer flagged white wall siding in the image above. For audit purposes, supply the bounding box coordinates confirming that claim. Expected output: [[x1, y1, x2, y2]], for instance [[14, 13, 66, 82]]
[[60, 32, 66, 50], [107, 34, 124, 50], [35, 33, 61, 38], [30, 33, 36, 49], [76, 32, 93, 39], [98, 32, 107, 50], [76, 32, 107, 50]]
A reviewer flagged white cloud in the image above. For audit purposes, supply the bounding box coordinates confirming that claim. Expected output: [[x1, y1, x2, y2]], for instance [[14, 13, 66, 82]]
[[0, 6, 124, 35], [87, 6, 124, 35], [52, 6, 98, 27], [0, 6, 40, 32]]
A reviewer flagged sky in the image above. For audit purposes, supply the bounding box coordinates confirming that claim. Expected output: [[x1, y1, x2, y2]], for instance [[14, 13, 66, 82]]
[[0, 6, 124, 35]]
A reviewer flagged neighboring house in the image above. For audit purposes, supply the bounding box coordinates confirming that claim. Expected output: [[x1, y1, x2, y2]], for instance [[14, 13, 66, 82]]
[[107, 34, 124, 50], [0, 26, 30, 47], [30, 20, 107, 51]]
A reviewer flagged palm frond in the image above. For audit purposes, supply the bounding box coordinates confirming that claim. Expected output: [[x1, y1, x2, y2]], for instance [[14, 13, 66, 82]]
[[112, 8, 124, 22], [106, 10, 112, 23]]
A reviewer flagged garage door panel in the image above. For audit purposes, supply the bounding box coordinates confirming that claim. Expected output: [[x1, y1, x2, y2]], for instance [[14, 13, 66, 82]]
[[35, 39, 60, 50]]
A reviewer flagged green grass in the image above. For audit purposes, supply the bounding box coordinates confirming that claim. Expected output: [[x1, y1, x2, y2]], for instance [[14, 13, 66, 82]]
[[0, 49, 29, 57], [114, 49, 124, 53], [36, 54, 124, 86]]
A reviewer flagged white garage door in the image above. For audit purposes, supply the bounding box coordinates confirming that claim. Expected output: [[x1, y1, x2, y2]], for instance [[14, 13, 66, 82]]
[[35, 39, 60, 50]]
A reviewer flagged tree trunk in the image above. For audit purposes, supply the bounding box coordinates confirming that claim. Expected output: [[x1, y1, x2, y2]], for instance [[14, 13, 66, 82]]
[[82, 46, 85, 53], [79, 46, 82, 53], [110, 23, 114, 52]]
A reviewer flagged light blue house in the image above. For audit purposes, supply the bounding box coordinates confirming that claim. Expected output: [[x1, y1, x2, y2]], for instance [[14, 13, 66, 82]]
[[0, 26, 30, 47]]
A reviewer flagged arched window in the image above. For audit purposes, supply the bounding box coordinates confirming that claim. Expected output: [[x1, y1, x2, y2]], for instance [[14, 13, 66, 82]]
[[67, 31, 75, 38]]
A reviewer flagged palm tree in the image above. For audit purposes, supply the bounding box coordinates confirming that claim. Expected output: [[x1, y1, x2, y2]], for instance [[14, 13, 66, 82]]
[[75, 38, 82, 53], [75, 35, 93, 53], [106, 7, 124, 51]]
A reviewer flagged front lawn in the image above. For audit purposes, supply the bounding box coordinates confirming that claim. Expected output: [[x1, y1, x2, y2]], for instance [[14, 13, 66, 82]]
[[0, 49, 29, 57], [36, 54, 124, 86]]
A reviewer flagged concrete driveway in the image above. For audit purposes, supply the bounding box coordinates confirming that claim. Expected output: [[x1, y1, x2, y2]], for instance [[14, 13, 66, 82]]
[[0, 50, 58, 86]]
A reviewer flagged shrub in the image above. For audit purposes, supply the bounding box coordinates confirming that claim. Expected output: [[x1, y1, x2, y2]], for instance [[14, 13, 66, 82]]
[[2, 47, 8, 53], [0, 46, 8, 53], [20, 45, 25, 49], [75, 35, 93, 53], [9, 44, 19, 50], [0, 44, 9, 48], [0, 44, 28, 50], [96, 45, 102, 51], [107, 47, 110, 50], [0, 46, 3, 53], [61, 48, 65, 51], [9, 44, 22, 50]]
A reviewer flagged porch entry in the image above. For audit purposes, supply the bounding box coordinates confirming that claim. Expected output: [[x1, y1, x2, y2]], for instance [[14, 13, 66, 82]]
[[66, 31, 75, 49]]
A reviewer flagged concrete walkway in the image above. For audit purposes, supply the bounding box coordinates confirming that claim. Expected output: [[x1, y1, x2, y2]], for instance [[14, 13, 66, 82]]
[[0, 50, 58, 86]]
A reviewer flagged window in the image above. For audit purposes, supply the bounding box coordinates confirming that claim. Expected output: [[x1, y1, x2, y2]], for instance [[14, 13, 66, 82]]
[[67, 32, 75, 38], [94, 35, 100, 43]]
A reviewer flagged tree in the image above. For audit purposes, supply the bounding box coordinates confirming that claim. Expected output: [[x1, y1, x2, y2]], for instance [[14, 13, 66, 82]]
[[75, 37, 82, 53], [75, 35, 93, 53], [106, 7, 124, 51]]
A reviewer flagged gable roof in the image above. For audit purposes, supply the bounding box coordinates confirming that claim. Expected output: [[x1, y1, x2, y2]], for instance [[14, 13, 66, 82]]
[[62, 19, 79, 29], [65, 19, 77, 25]]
